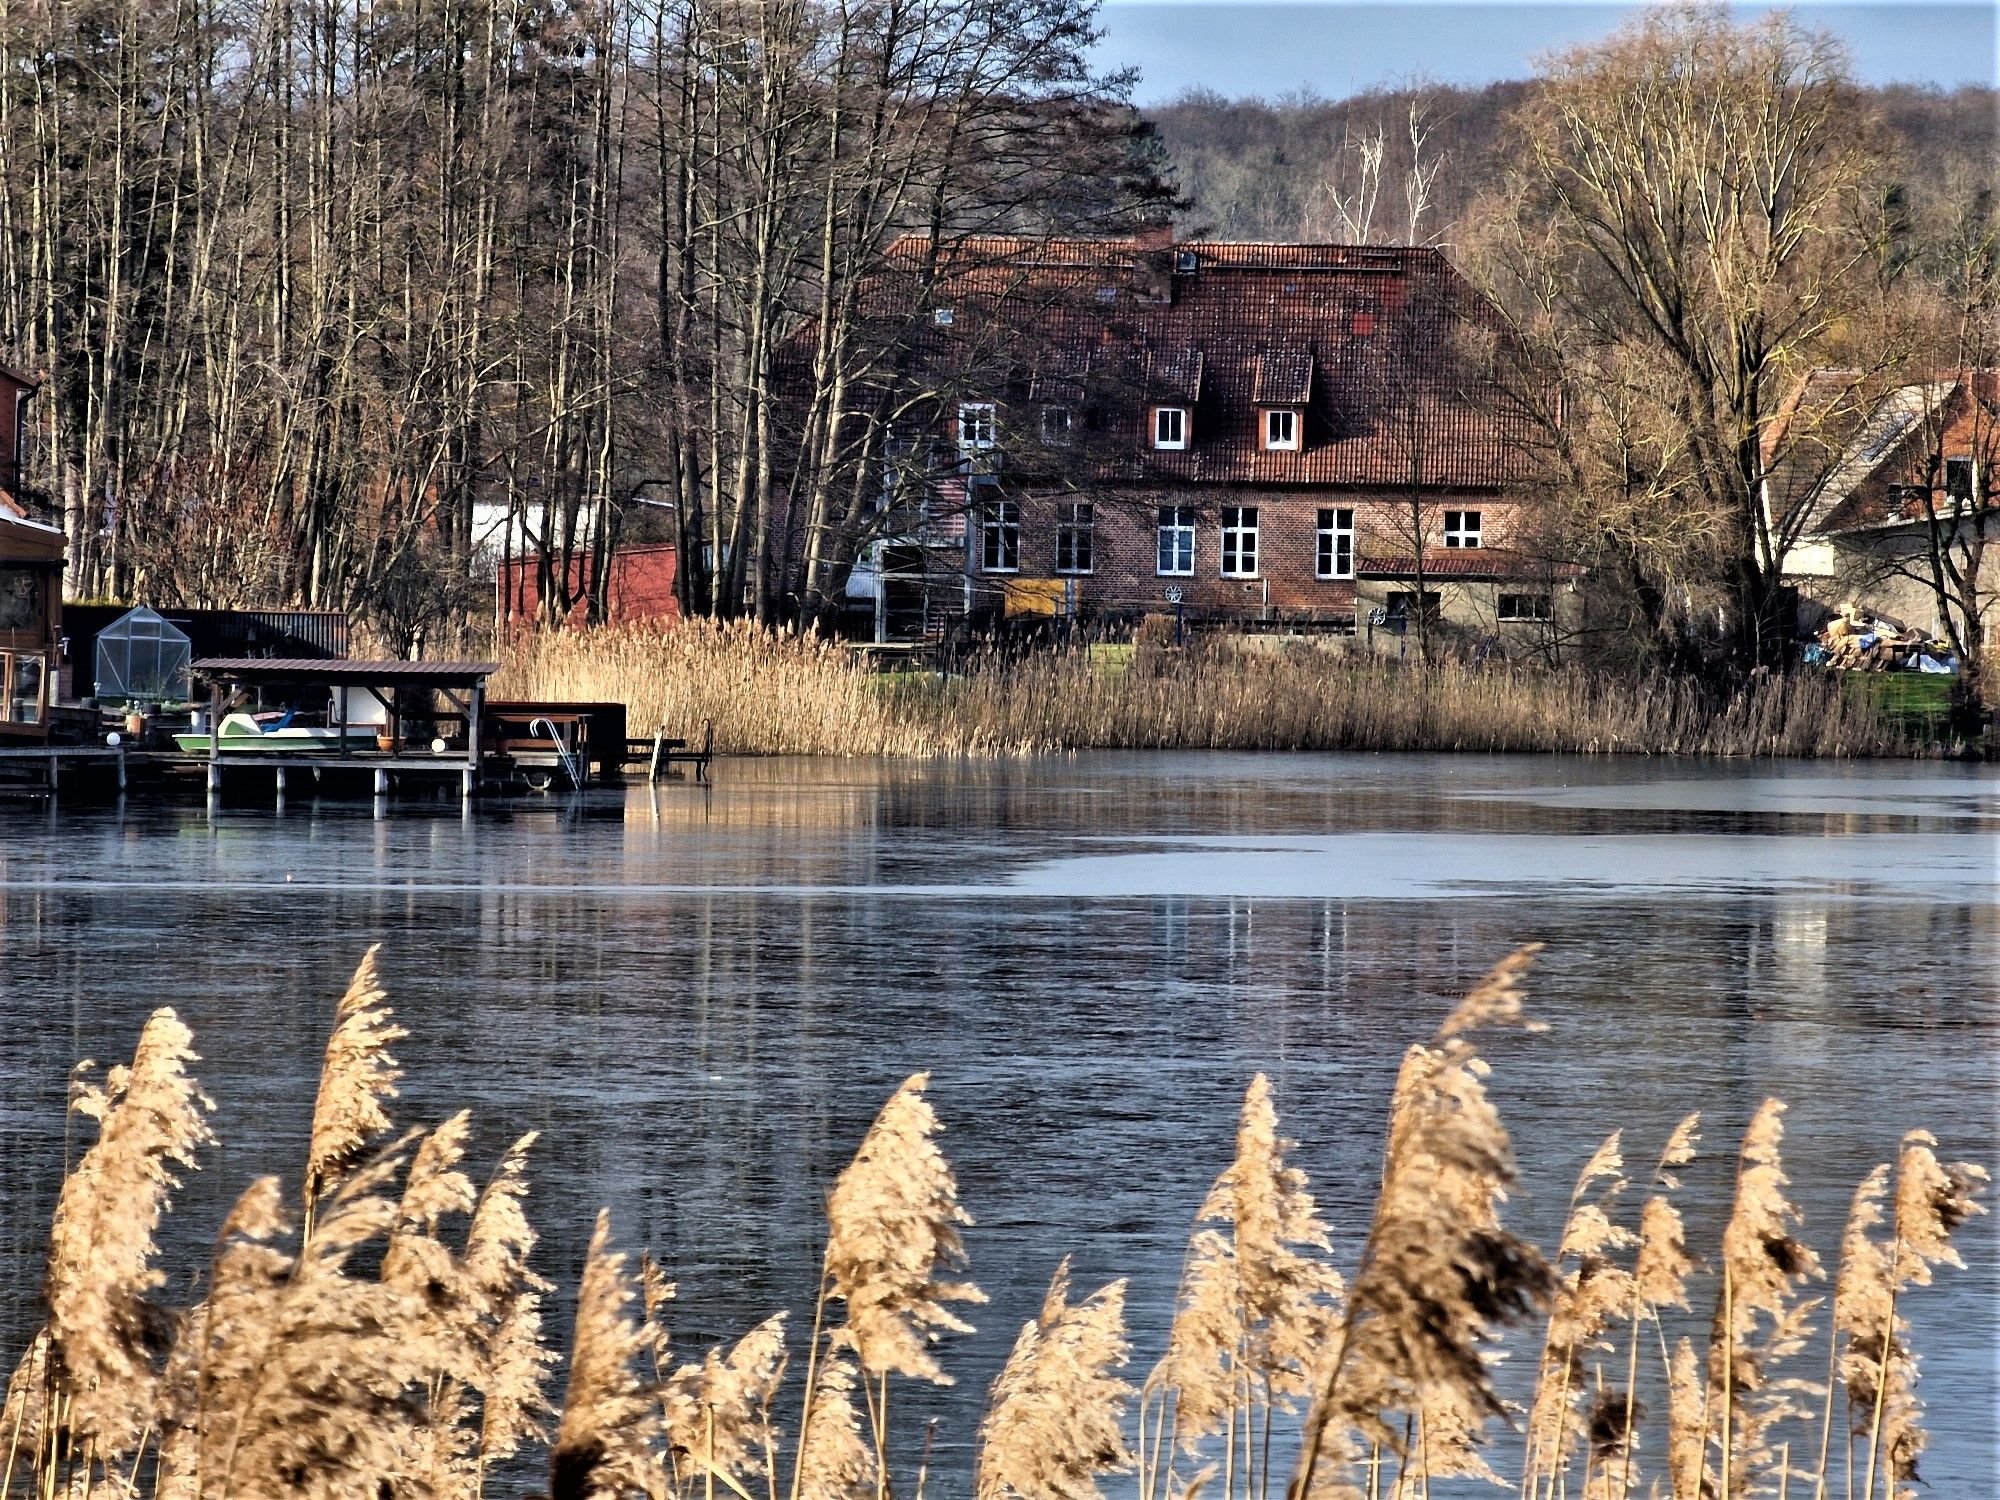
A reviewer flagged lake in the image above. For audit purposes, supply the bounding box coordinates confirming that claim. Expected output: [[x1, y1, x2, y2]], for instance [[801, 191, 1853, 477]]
[[2, 753, 1996, 1493]]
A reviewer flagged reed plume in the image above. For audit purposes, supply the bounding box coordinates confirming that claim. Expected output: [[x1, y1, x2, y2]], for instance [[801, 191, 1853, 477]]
[[468, 1132, 556, 1471], [35, 1008, 214, 1462], [381, 1112, 485, 1498], [975, 1259, 1134, 1500], [1152, 1228, 1239, 1455], [1665, 1338, 1707, 1500], [303, 947, 407, 1241], [1522, 1133, 1635, 1496], [661, 1314, 789, 1495], [793, 1351, 875, 1500], [551, 1211, 662, 1500], [1845, 1133, 1987, 1500], [1288, 946, 1552, 1500], [1224, 1076, 1345, 1408], [1707, 1101, 1823, 1499], [383, 1112, 480, 1332], [188, 1152, 449, 1500], [823, 1074, 984, 1385]]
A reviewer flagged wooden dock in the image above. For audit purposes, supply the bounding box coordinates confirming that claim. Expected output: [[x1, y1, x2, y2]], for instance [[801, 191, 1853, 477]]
[[0, 743, 127, 794]]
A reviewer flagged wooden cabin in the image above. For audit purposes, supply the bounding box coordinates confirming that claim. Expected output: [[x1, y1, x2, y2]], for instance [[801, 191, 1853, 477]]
[[0, 508, 63, 740]]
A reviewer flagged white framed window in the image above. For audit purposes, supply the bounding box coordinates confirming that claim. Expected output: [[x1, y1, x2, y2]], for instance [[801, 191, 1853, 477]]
[[958, 402, 996, 450], [980, 496, 1019, 572], [1943, 456, 1978, 501], [1055, 502, 1094, 574], [1041, 406, 1073, 446], [1220, 505, 1259, 577], [1264, 409, 1299, 451], [1153, 406, 1188, 450], [1316, 507, 1354, 579], [1443, 509, 1482, 548], [1157, 505, 1195, 575], [1497, 592, 1553, 622]]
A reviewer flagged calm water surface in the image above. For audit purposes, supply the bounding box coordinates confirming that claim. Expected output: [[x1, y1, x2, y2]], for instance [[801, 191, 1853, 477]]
[[2, 754, 1996, 1492]]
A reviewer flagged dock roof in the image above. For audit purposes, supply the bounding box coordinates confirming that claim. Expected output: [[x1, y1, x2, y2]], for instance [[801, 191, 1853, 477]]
[[191, 658, 499, 686]]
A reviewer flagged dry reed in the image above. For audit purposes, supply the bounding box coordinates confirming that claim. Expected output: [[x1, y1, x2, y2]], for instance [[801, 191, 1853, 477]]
[[497, 621, 1919, 759], [660, 1313, 789, 1493], [1288, 946, 1553, 1500], [976, 1259, 1135, 1500], [1708, 1101, 1825, 1500], [4, 1007, 214, 1474], [0, 949, 1989, 1500], [794, 1353, 876, 1500], [552, 1211, 662, 1500], [303, 946, 406, 1242], [822, 1074, 984, 1385]]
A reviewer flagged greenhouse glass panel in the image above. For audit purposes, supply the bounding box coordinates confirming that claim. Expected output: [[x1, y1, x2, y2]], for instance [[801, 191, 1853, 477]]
[[95, 606, 193, 704]]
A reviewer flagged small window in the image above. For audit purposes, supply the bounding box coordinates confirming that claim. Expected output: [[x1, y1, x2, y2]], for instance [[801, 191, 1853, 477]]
[[1040, 406, 1073, 446], [1943, 456, 1978, 502], [3, 651, 44, 725], [1385, 590, 1441, 623], [980, 497, 1019, 573], [1095, 286, 1119, 304], [1220, 506, 1259, 577], [1056, 502, 1094, 574], [958, 403, 997, 450], [1316, 508, 1354, 579], [1175, 249, 1200, 273], [932, 307, 954, 326], [1264, 409, 1299, 451], [1497, 592, 1554, 622], [1157, 505, 1195, 576], [1153, 407, 1188, 450], [1443, 509, 1482, 549]]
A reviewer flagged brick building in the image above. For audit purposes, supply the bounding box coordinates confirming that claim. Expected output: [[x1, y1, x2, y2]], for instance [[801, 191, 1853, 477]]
[[0, 361, 36, 509], [1776, 369, 1997, 643], [851, 231, 1567, 648]]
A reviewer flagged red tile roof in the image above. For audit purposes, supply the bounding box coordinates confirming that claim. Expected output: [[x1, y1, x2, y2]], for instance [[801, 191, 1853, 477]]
[[1358, 549, 1579, 580], [880, 234, 1541, 490]]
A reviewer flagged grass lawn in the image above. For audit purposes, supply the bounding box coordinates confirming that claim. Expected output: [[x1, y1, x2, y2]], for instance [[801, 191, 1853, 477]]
[[1842, 671, 1956, 730]]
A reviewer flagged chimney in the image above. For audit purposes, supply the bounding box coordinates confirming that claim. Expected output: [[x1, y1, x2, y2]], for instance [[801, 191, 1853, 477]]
[[1134, 220, 1174, 305]]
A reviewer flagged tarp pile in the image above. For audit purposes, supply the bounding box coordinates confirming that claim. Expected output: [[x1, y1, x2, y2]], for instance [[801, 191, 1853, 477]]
[[1803, 610, 1958, 673]]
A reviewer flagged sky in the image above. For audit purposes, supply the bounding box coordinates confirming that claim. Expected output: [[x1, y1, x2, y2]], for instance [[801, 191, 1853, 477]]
[[1095, 0, 2000, 103]]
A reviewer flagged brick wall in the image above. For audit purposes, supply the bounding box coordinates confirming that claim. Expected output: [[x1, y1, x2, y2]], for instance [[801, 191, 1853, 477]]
[[965, 489, 1531, 622]]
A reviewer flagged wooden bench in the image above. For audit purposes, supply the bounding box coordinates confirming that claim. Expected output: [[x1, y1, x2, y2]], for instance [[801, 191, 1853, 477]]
[[631, 719, 713, 783]]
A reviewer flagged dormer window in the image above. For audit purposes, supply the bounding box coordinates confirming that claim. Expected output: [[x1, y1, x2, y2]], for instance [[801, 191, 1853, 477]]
[[958, 402, 996, 450], [1153, 407, 1188, 450], [1040, 406, 1073, 446], [1943, 456, 1979, 502], [1263, 409, 1299, 451]]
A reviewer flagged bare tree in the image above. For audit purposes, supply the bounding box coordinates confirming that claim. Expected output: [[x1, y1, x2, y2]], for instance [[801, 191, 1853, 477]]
[[1511, 2, 1888, 670]]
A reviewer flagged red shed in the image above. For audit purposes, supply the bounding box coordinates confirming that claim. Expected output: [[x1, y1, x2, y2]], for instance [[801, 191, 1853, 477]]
[[499, 542, 681, 627]]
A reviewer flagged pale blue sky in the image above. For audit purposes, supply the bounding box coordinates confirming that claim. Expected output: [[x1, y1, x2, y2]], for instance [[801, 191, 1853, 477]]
[[1097, 0, 2000, 102]]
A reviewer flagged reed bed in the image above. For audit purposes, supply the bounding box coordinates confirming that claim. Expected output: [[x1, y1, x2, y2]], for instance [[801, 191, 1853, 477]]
[[495, 622, 1917, 759], [3, 948, 1985, 1500]]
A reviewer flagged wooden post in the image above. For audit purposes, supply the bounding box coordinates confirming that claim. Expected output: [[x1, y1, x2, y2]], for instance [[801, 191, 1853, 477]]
[[466, 678, 485, 795], [373, 766, 389, 797], [115, 743, 126, 792], [206, 679, 223, 794]]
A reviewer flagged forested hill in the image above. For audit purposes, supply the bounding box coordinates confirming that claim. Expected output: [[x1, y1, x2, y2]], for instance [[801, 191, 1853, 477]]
[[1147, 82, 1999, 246]]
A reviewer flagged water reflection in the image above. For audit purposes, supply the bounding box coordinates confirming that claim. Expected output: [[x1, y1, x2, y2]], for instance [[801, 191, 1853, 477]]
[[1, 754, 1995, 1491]]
